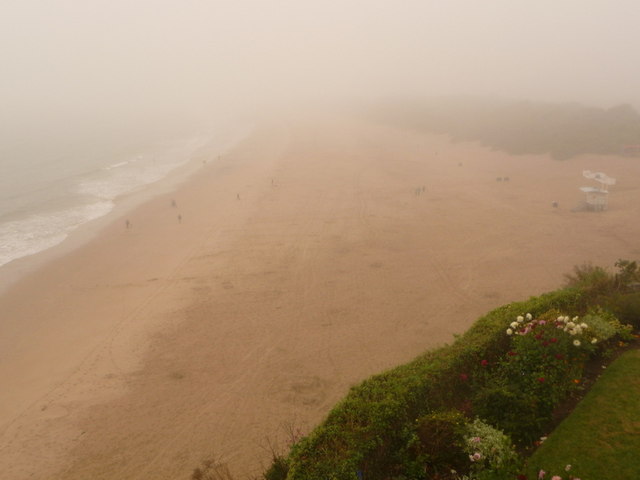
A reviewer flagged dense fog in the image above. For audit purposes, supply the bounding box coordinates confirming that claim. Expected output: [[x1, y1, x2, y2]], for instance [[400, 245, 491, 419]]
[[2, 0, 640, 142]]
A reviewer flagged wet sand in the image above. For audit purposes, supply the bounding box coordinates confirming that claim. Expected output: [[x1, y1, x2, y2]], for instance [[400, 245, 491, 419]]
[[1, 116, 640, 479]]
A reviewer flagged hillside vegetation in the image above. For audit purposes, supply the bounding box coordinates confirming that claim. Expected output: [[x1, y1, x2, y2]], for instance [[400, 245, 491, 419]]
[[259, 261, 640, 480], [370, 98, 640, 160]]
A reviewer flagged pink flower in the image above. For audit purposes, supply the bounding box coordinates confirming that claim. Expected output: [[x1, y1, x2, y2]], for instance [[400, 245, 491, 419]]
[[538, 469, 546, 479], [551, 476, 562, 480]]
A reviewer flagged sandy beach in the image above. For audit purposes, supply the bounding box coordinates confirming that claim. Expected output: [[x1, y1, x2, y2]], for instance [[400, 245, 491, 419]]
[[1, 116, 640, 479]]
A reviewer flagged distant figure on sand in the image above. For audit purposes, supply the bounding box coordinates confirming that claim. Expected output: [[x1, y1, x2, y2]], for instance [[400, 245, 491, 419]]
[[552, 201, 559, 208], [125, 219, 131, 229], [178, 214, 182, 223], [237, 193, 240, 200], [171, 199, 177, 208]]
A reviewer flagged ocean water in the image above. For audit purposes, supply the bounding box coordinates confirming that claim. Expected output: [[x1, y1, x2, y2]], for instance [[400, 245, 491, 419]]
[[0, 122, 250, 269]]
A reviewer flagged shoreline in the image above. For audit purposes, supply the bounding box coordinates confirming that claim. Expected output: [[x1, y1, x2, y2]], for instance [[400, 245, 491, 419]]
[[1, 116, 639, 479], [0, 124, 252, 296]]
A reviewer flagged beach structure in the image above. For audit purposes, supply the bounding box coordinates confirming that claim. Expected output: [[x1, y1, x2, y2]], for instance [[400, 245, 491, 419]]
[[622, 144, 640, 156], [580, 170, 615, 211]]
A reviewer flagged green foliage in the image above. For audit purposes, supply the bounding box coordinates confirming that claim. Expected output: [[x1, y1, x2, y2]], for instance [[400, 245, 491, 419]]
[[472, 310, 612, 444], [603, 292, 640, 330], [463, 418, 519, 480], [525, 350, 640, 480], [564, 263, 615, 301], [282, 288, 587, 479], [264, 455, 289, 480], [412, 410, 468, 476], [563, 260, 640, 307], [614, 259, 640, 289], [191, 459, 234, 480], [265, 261, 636, 479], [369, 98, 640, 160], [582, 313, 618, 342], [472, 384, 545, 445]]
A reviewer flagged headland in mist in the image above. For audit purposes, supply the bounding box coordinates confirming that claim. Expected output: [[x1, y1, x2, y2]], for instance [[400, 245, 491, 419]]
[[371, 97, 640, 160], [1, 102, 640, 479]]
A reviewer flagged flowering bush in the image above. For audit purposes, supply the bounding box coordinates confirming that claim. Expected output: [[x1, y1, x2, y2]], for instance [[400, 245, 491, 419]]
[[473, 310, 627, 444], [462, 418, 518, 479]]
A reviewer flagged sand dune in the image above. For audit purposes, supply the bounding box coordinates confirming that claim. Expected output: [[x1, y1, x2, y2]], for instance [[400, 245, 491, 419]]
[[1, 116, 640, 479]]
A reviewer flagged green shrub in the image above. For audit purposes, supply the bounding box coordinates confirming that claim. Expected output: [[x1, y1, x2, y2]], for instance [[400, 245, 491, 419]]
[[471, 310, 606, 444], [264, 455, 289, 480], [463, 418, 519, 480], [564, 263, 615, 302], [282, 288, 586, 479], [472, 384, 544, 445], [603, 292, 640, 330], [412, 410, 468, 477]]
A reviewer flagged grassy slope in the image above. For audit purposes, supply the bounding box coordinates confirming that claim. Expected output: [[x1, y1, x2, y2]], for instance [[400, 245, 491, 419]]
[[525, 349, 640, 480]]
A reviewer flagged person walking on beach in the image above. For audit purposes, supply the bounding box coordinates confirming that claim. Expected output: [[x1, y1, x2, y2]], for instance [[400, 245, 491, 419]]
[[178, 214, 182, 223], [125, 219, 131, 229]]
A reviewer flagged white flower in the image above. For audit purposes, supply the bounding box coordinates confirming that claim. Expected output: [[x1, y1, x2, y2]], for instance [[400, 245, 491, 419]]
[[510, 322, 518, 329], [568, 329, 577, 335], [591, 338, 598, 344], [567, 321, 576, 329], [526, 313, 532, 320], [580, 322, 588, 329], [573, 316, 579, 322], [557, 316, 564, 322], [517, 315, 524, 323], [573, 339, 581, 346], [565, 464, 572, 472], [506, 328, 513, 335]]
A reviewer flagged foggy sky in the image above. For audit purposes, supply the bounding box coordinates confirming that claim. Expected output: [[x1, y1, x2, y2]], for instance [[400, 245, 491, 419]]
[[2, 1, 640, 135]]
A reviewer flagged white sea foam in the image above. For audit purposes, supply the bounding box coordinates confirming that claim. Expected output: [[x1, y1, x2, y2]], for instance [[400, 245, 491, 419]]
[[0, 122, 252, 270], [0, 202, 114, 267]]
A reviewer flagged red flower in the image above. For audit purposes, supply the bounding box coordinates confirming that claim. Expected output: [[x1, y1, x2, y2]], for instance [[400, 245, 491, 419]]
[[517, 475, 528, 480], [460, 373, 469, 381], [481, 359, 489, 367], [535, 334, 543, 340], [507, 351, 518, 356], [555, 353, 564, 360], [537, 377, 546, 383], [550, 337, 558, 343]]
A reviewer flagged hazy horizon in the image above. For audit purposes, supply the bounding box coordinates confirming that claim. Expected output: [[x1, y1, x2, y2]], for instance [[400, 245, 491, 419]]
[[2, 1, 640, 146]]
